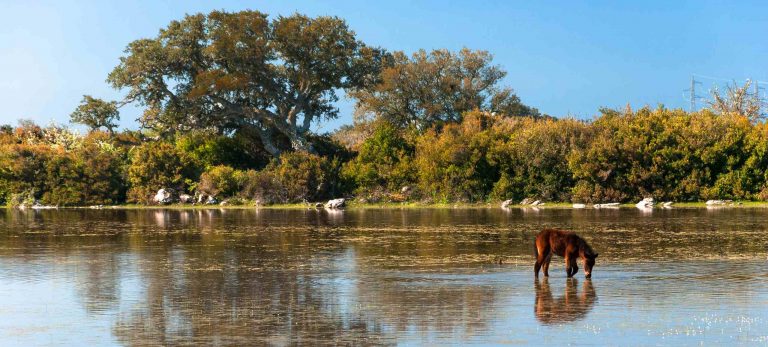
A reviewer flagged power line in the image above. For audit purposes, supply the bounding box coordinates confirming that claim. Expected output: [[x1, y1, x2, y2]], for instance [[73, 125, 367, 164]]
[[683, 75, 703, 112], [685, 74, 768, 112]]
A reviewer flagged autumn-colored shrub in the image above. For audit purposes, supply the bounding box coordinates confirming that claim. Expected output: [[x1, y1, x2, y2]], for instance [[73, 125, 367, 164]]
[[127, 141, 201, 203], [197, 165, 246, 198]]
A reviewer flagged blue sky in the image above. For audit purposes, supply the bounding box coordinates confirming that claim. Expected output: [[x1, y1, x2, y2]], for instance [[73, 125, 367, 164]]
[[1, 0, 766, 132]]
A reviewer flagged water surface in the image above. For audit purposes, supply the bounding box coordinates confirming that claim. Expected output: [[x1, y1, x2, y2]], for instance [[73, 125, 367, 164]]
[[0, 207, 766, 345]]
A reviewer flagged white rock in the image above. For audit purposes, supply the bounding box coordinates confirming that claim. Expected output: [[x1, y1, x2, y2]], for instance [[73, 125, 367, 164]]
[[153, 189, 175, 205], [325, 198, 346, 209], [705, 200, 725, 206], [662, 201, 673, 207], [572, 203, 586, 209], [501, 199, 514, 208], [530, 200, 542, 206], [635, 197, 654, 208]]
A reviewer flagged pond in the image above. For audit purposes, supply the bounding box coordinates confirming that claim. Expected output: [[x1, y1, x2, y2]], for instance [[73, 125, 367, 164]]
[[0, 207, 766, 346]]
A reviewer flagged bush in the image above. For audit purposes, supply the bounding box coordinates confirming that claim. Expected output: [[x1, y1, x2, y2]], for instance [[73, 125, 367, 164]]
[[342, 122, 416, 200], [0, 129, 128, 206], [197, 165, 246, 198], [175, 130, 268, 170], [239, 169, 283, 204], [127, 141, 201, 203], [414, 111, 497, 202], [265, 151, 331, 203], [0, 143, 52, 205]]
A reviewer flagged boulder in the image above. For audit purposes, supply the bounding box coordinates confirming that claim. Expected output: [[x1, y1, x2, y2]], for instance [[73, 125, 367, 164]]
[[179, 194, 193, 204], [325, 198, 346, 209], [635, 197, 654, 208], [401, 186, 412, 194], [314, 202, 324, 208], [520, 198, 533, 205], [205, 195, 218, 205], [572, 203, 586, 209], [501, 199, 514, 208], [153, 189, 176, 205], [530, 200, 542, 206], [662, 201, 674, 207]]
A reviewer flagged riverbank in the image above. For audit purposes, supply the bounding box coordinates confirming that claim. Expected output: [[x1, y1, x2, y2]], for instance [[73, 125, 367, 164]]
[[7, 201, 768, 210]]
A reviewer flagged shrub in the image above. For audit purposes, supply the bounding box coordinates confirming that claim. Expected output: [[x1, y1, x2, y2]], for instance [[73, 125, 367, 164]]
[[414, 111, 497, 202], [239, 169, 284, 204], [175, 130, 268, 170], [127, 141, 201, 203], [197, 165, 246, 198], [265, 151, 331, 203], [342, 122, 416, 200]]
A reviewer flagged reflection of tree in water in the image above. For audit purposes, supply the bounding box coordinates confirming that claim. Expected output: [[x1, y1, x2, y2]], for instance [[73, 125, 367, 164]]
[[354, 275, 501, 339], [12, 208, 768, 344], [76, 251, 122, 314], [534, 278, 596, 325], [110, 221, 389, 345]]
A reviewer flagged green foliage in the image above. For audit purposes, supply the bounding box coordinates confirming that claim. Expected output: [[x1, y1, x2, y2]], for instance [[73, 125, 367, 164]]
[[238, 169, 283, 204], [342, 122, 416, 200], [197, 165, 246, 198], [70, 96, 120, 133], [127, 141, 201, 203], [174, 130, 268, 170], [264, 151, 331, 203], [0, 144, 50, 205], [106, 10, 386, 156], [489, 117, 589, 201], [414, 111, 498, 202], [569, 107, 755, 202], [351, 48, 541, 130], [0, 129, 127, 206]]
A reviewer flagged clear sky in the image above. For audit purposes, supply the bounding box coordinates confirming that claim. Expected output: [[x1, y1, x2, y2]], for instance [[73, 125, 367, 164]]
[[1, 0, 766, 132]]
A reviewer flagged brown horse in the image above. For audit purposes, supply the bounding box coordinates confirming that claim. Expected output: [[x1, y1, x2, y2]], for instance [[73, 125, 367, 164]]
[[534, 229, 598, 278]]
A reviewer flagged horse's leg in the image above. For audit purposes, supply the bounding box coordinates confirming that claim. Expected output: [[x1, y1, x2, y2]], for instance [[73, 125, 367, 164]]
[[565, 255, 573, 278], [571, 258, 579, 276], [542, 251, 552, 277], [534, 244, 546, 278], [534, 256, 542, 279]]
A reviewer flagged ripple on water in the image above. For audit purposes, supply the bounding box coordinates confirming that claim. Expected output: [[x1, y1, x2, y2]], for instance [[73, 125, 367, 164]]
[[0, 208, 767, 345]]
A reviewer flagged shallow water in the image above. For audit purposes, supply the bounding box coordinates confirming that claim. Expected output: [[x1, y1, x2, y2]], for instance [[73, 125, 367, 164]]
[[0, 207, 766, 346]]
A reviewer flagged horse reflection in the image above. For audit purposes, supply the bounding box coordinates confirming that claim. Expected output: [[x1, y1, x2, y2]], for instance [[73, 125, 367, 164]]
[[534, 278, 596, 325]]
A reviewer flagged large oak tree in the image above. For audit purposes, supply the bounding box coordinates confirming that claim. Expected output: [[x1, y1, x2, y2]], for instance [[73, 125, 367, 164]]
[[350, 48, 541, 130], [104, 10, 386, 156]]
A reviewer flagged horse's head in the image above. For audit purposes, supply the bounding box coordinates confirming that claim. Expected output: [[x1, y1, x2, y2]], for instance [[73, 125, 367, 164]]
[[584, 253, 598, 278]]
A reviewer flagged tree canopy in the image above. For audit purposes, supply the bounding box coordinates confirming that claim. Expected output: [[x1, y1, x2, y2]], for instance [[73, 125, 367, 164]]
[[70, 95, 120, 133], [350, 48, 541, 130], [107, 10, 387, 156]]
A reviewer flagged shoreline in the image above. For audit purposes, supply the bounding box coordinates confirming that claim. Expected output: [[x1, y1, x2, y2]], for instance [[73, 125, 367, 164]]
[[6, 201, 768, 210]]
